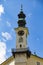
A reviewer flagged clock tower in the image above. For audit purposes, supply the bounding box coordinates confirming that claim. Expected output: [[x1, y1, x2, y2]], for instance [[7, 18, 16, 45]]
[[12, 5, 31, 65]]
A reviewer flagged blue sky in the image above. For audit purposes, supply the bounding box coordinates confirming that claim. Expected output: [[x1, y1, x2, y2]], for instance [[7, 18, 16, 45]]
[[0, 0, 43, 64]]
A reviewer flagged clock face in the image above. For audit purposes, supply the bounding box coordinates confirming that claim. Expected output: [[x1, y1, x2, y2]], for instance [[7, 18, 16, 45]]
[[18, 30, 24, 36]]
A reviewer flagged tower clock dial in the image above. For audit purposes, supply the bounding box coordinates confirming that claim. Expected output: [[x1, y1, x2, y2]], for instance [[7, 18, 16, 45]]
[[18, 30, 24, 36]]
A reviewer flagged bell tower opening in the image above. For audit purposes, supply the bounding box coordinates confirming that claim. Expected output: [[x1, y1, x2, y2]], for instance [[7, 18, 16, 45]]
[[20, 44, 22, 48]]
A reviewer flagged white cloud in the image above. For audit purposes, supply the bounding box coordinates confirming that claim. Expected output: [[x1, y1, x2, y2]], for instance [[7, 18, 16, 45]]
[[0, 41, 6, 64], [6, 21, 11, 27], [2, 38, 6, 42], [28, 13, 32, 18], [7, 49, 11, 53], [2, 32, 12, 40], [0, 4, 4, 16]]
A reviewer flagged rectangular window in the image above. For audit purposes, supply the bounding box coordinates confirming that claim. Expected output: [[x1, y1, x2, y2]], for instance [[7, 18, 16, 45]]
[[37, 62, 40, 65]]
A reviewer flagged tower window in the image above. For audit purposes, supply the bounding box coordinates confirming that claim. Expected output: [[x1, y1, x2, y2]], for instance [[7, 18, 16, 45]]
[[20, 44, 22, 48], [19, 37, 23, 43], [37, 62, 40, 65]]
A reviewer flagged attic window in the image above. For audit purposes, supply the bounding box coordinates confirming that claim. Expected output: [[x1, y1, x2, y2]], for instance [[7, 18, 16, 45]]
[[37, 62, 40, 65]]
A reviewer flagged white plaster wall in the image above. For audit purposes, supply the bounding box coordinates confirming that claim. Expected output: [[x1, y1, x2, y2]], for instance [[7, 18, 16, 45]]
[[16, 33, 27, 49], [15, 53, 27, 63]]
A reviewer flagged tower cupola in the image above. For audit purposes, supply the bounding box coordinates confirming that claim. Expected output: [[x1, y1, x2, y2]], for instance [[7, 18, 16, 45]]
[[18, 5, 26, 27]]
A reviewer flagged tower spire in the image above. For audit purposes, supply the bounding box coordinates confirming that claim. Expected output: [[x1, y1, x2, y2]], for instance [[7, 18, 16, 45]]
[[21, 4, 23, 11], [18, 5, 26, 27]]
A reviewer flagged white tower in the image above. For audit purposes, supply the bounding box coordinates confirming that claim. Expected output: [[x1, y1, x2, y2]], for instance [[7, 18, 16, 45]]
[[12, 5, 31, 65], [15, 27, 28, 49]]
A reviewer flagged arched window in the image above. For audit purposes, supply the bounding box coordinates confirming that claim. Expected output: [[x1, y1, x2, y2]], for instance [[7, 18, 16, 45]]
[[19, 37, 23, 43], [20, 44, 22, 48]]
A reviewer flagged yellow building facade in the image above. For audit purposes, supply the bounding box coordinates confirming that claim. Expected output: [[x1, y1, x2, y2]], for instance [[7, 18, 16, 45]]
[[1, 54, 43, 65]]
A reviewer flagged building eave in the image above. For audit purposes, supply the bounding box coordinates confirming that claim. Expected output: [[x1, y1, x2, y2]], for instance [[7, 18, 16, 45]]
[[32, 54, 43, 60], [1, 54, 43, 65]]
